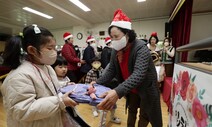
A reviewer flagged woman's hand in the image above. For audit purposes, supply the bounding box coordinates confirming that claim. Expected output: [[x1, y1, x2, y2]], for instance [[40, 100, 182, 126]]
[[98, 91, 108, 98], [61, 90, 78, 107], [97, 90, 119, 110], [80, 59, 86, 64]]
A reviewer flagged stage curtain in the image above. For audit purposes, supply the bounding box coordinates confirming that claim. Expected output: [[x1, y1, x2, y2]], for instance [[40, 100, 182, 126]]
[[172, 0, 193, 62]]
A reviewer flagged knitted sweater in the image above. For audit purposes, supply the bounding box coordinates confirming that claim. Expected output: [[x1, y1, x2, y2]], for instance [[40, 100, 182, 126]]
[[96, 39, 162, 126]]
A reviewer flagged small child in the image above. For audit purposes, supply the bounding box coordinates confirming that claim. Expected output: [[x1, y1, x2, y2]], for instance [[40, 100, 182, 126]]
[[51, 55, 74, 87], [85, 57, 121, 126], [52, 55, 89, 127]]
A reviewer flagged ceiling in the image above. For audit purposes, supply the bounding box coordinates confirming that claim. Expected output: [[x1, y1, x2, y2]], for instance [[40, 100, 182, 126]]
[[0, 0, 212, 35]]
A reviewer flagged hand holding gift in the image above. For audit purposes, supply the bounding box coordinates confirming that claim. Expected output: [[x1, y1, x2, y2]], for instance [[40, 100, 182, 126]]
[[86, 84, 97, 100]]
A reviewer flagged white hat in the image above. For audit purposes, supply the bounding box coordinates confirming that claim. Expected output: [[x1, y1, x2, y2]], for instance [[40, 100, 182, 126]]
[[86, 36, 95, 43]]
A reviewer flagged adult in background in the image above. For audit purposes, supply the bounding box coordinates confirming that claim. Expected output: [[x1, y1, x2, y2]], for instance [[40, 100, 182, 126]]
[[161, 37, 175, 77], [92, 9, 162, 127], [101, 37, 113, 69], [61, 32, 85, 82], [80, 36, 97, 77], [74, 45, 81, 59], [147, 32, 161, 53]]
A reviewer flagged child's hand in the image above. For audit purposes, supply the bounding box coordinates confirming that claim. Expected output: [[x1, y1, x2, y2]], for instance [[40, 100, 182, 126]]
[[62, 90, 78, 107], [67, 82, 75, 85]]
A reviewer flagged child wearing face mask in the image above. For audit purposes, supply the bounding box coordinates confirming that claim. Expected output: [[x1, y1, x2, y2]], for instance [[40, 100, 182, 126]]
[[1, 24, 85, 127], [85, 57, 121, 126], [161, 37, 175, 77]]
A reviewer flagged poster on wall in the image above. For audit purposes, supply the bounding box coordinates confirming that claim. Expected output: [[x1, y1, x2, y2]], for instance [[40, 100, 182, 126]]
[[169, 64, 212, 127]]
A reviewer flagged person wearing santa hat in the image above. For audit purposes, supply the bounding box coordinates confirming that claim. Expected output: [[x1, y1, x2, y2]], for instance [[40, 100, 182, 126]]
[[80, 35, 97, 76], [90, 9, 162, 127], [147, 32, 161, 52], [101, 37, 113, 69], [61, 32, 85, 83]]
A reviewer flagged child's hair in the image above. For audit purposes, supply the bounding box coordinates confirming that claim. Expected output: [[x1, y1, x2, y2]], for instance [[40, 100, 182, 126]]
[[91, 56, 101, 63], [3, 24, 54, 69], [51, 56, 68, 69], [3, 36, 23, 69]]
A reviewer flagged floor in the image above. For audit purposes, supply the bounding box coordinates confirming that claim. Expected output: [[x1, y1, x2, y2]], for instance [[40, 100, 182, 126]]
[[0, 82, 169, 127]]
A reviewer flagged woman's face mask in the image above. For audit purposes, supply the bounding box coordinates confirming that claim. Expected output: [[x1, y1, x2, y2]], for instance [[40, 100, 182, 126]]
[[164, 42, 170, 47], [90, 42, 97, 49], [39, 49, 57, 65], [164, 39, 170, 47], [112, 36, 127, 51]]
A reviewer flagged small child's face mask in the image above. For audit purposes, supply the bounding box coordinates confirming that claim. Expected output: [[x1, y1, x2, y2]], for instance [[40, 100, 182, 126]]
[[92, 61, 101, 69]]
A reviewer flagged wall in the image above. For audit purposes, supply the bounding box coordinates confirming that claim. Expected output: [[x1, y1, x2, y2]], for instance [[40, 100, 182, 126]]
[[188, 13, 212, 61], [52, 18, 168, 48], [51, 13, 212, 61], [133, 18, 167, 40], [51, 28, 73, 46], [190, 13, 212, 42]]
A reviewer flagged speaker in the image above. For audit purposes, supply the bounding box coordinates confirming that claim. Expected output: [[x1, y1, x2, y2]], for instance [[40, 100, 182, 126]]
[[165, 22, 172, 38]]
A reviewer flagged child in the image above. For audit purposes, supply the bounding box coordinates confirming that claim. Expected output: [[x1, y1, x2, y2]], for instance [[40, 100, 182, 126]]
[[85, 57, 121, 126], [51, 55, 90, 127], [51, 55, 74, 87], [1, 24, 79, 127]]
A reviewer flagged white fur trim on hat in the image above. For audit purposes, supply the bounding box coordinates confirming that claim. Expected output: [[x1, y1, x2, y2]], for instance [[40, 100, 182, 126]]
[[106, 39, 111, 44], [64, 35, 73, 40], [87, 38, 95, 42], [110, 21, 131, 30]]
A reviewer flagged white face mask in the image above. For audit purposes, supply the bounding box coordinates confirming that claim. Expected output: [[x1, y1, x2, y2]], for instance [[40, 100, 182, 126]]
[[109, 45, 113, 48], [75, 47, 79, 50], [39, 49, 57, 65], [112, 36, 127, 51], [107, 43, 113, 48], [90, 43, 97, 49]]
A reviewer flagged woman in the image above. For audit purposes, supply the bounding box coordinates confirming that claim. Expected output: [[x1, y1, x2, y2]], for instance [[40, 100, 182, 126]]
[[80, 36, 97, 77], [161, 37, 175, 77], [101, 37, 113, 69], [147, 32, 161, 52], [1, 24, 80, 127], [93, 9, 162, 127], [61, 32, 85, 83]]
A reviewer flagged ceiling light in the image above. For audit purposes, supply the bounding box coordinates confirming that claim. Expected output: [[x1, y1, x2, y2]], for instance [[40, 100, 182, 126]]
[[137, 0, 146, 2], [23, 7, 53, 19], [69, 0, 91, 12]]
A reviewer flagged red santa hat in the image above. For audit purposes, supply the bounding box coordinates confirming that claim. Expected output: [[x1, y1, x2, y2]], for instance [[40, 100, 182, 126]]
[[151, 32, 158, 37], [110, 9, 131, 30], [86, 36, 95, 43], [104, 37, 111, 45], [63, 32, 73, 41]]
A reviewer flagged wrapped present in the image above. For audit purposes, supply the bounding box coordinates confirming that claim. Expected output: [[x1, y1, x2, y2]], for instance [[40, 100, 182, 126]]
[[60, 84, 111, 106]]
